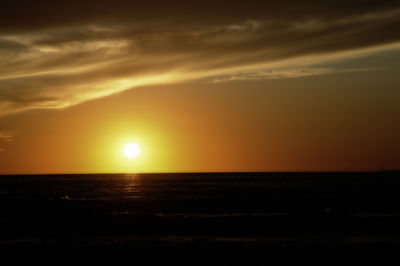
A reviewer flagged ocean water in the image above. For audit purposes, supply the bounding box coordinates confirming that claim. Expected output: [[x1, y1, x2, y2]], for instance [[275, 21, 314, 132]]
[[1, 172, 400, 250]]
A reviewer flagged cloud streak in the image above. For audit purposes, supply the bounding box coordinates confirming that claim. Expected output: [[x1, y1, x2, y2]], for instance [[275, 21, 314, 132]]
[[0, 132, 13, 142], [0, 131, 13, 151], [212, 67, 386, 83], [1, 1, 400, 115]]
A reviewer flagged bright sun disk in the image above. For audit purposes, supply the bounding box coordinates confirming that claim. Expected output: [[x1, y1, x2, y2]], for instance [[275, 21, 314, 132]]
[[123, 143, 141, 159]]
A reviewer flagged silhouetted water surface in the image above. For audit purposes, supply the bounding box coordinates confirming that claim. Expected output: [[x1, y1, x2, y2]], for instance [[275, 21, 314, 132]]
[[1, 172, 400, 249]]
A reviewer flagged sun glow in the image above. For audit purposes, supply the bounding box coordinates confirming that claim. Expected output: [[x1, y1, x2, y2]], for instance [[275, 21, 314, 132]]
[[123, 143, 141, 159]]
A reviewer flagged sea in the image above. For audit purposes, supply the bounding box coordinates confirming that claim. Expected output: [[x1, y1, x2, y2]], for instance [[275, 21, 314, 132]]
[[1, 172, 400, 257]]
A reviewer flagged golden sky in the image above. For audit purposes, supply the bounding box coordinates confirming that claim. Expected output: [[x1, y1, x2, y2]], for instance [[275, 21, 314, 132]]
[[0, 1, 400, 173]]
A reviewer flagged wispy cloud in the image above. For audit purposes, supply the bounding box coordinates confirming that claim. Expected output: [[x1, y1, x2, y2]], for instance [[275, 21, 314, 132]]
[[212, 67, 386, 83], [0, 131, 13, 151], [0, 1, 399, 116], [0, 132, 13, 142]]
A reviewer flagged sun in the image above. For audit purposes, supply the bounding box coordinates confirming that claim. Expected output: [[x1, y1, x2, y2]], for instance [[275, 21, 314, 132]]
[[123, 143, 141, 159]]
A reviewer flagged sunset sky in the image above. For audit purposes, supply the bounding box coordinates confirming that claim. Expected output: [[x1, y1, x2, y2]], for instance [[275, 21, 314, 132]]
[[0, 0, 399, 173]]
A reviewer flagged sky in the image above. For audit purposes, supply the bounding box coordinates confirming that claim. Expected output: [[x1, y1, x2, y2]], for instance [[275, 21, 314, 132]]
[[0, 0, 399, 173]]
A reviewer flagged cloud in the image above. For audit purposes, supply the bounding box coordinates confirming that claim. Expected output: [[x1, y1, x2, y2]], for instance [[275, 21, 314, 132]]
[[0, 131, 13, 151], [0, 1, 400, 116], [0, 131, 13, 142], [1, 1, 399, 33], [212, 67, 385, 83]]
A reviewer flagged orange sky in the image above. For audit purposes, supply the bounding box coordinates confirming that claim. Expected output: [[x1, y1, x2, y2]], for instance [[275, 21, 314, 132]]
[[0, 1, 400, 173]]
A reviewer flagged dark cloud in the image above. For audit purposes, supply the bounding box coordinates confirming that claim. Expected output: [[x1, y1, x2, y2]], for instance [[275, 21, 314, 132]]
[[0, 1, 400, 115], [0, 38, 31, 55], [1, 1, 400, 32]]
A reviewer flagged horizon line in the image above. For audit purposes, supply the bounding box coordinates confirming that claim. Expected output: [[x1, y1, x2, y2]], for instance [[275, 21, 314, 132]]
[[0, 170, 399, 176]]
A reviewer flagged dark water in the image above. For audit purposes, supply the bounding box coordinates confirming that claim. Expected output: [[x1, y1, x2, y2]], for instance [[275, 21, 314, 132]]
[[1, 172, 400, 252]]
